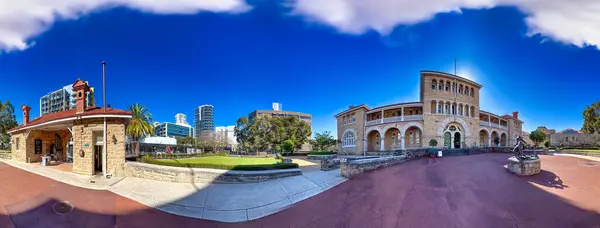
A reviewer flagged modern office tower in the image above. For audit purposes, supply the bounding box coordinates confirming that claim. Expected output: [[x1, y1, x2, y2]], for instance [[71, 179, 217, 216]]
[[194, 105, 215, 137], [40, 82, 95, 116], [215, 125, 237, 149], [154, 114, 193, 138]]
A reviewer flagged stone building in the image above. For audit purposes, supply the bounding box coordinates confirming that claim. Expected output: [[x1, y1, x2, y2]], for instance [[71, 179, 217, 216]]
[[8, 79, 132, 176], [335, 70, 524, 155], [549, 128, 595, 147]]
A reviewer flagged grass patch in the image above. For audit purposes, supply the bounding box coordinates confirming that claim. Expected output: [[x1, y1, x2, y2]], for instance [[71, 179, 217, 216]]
[[0, 149, 10, 153], [559, 149, 600, 153], [309, 151, 336, 155], [141, 155, 298, 170]]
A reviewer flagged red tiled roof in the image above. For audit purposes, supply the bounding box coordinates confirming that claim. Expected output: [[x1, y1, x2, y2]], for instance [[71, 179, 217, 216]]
[[9, 107, 131, 132]]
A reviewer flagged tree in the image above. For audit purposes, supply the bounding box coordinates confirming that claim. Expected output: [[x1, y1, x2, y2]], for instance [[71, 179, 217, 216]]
[[493, 137, 500, 146], [0, 101, 17, 149], [429, 139, 438, 147], [544, 140, 550, 148], [282, 140, 294, 152], [312, 131, 336, 152], [582, 101, 600, 134], [529, 129, 546, 149], [126, 104, 155, 141], [234, 115, 312, 153]]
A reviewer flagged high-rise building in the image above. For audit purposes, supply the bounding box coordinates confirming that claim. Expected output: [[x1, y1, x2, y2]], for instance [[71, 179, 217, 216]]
[[175, 113, 189, 126], [154, 114, 194, 138], [40, 82, 95, 116], [194, 105, 215, 137], [215, 125, 237, 149]]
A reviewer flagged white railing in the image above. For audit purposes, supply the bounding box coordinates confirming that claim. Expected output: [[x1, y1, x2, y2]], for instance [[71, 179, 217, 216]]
[[479, 121, 489, 126], [366, 119, 382, 126], [383, 116, 403, 123], [500, 125, 508, 130], [490, 123, 500, 128], [404, 115, 423, 121]]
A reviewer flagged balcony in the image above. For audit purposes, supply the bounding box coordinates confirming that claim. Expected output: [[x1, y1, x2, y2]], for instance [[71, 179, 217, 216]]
[[366, 119, 382, 126], [490, 123, 499, 128], [479, 121, 488, 126], [500, 125, 508, 130], [382, 116, 402, 123], [403, 115, 423, 121]]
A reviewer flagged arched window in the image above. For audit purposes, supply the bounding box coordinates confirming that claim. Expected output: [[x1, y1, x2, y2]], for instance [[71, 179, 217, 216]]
[[470, 88, 474, 97], [432, 79, 437, 90], [464, 86, 469, 95], [459, 85, 463, 94], [343, 131, 355, 147], [445, 82, 450, 91], [438, 80, 444, 90], [437, 103, 442, 114], [392, 133, 397, 145]]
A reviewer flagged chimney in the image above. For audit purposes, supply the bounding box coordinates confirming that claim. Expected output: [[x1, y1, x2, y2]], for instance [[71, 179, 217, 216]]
[[512, 111, 519, 119], [21, 105, 31, 125], [72, 79, 90, 114]]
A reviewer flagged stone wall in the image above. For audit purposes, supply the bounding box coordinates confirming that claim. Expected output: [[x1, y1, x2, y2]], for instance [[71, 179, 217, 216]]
[[340, 156, 407, 179], [10, 131, 27, 162], [0, 153, 11, 160], [320, 158, 340, 171], [124, 162, 302, 183], [307, 154, 337, 161], [72, 118, 126, 176]]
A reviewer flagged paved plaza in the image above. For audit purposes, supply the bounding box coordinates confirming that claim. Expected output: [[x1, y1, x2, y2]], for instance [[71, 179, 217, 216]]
[[1, 153, 600, 227]]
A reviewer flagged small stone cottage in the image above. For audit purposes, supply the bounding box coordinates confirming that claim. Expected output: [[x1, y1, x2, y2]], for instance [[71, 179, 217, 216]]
[[8, 79, 132, 176]]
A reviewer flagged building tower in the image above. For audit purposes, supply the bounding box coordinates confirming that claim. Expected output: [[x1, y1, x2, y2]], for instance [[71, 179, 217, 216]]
[[194, 105, 215, 137]]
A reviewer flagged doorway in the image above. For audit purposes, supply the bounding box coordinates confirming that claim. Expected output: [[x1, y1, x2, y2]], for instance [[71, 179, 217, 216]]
[[454, 132, 461, 149], [94, 145, 103, 172]]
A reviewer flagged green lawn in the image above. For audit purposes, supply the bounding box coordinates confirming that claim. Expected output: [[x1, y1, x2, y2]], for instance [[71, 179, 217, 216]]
[[160, 156, 279, 166], [142, 155, 298, 170], [559, 149, 600, 153]]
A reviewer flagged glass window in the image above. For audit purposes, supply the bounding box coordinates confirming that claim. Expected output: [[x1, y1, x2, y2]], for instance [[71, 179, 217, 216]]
[[35, 139, 42, 154], [343, 131, 355, 147]]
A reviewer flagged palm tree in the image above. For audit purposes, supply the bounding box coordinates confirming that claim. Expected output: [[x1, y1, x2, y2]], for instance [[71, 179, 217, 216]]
[[126, 104, 155, 141]]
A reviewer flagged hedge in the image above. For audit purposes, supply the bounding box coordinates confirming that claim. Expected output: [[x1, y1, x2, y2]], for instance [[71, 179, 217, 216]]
[[140, 155, 299, 170], [148, 152, 229, 160], [309, 151, 336, 155]]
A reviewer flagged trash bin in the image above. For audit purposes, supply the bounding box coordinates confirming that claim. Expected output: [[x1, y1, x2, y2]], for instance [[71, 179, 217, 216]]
[[41, 156, 47, 166]]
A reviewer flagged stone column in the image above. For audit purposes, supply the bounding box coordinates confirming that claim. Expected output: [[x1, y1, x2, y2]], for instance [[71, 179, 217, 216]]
[[381, 110, 384, 123], [488, 136, 492, 147], [436, 101, 439, 114], [401, 107, 404, 121], [380, 138, 385, 151], [401, 136, 405, 149]]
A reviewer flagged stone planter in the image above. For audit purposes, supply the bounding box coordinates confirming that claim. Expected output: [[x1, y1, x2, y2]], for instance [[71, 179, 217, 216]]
[[506, 156, 541, 176]]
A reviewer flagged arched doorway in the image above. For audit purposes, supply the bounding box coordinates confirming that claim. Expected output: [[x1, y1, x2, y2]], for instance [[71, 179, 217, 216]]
[[404, 126, 422, 148], [443, 124, 462, 148], [500, 133, 507, 147], [367, 130, 381, 151], [491, 131, 499, 146], [444, 132, 451, 148], [454, 132, 461, 149], [385, 128, 400, 150], [479, 130, 489, 147]]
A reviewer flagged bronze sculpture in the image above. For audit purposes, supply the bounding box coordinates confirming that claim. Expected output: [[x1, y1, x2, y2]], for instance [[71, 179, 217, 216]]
[[513, 136, 538, 160]]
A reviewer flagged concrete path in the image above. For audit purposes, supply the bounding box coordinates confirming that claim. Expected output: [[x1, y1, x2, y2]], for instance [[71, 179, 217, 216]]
[[554, 153, 600, 162], [0, 159, 346, 222]]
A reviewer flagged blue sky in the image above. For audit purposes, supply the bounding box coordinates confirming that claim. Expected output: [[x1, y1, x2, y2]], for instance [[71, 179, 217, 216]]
[[0, 1, 598, 137]]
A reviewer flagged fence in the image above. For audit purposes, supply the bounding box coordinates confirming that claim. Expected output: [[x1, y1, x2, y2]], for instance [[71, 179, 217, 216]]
[[126, 142, 200, 158]]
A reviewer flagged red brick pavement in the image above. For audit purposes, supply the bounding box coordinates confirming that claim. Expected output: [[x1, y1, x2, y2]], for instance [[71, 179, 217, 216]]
[[1, 153, 600, 228]]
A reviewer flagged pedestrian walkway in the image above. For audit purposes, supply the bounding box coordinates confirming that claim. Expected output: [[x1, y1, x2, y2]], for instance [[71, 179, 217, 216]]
[[554, 153, 600, 162], [0, 159, 346, 222]]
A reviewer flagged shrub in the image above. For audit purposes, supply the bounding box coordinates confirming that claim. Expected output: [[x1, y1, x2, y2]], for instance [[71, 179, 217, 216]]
[[276, 153, 284, 160], [282, 140, 294, 152], [148, 152, 229, 159], [429, 139, 438, 147], [544, 141, 550, 148], [309, 151, 336, 155], [140, 155, 299, 170], [275, 145, 281, 152]]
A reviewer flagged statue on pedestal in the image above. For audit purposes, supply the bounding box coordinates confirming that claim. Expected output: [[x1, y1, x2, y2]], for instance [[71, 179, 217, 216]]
[[513, 136, 538, 160]]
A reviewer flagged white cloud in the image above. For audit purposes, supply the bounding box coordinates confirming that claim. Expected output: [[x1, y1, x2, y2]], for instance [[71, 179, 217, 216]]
[[0, 0, 250, 52], [291, 0, 600, 48]]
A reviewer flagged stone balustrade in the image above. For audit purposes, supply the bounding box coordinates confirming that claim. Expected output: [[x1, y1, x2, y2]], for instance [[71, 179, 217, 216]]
[[307, 154, 337, 161]]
